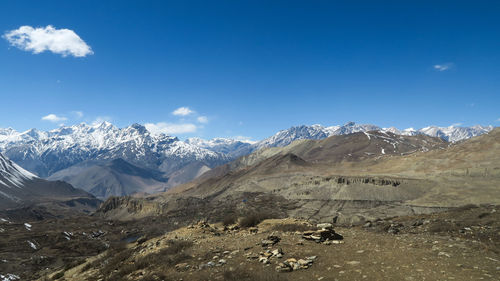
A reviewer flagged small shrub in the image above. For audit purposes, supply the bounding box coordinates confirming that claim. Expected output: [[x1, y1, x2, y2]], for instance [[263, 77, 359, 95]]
[[454, 204, 478, 212], [163, 239, 193, 255], [428, 222, 456, 233], [222, 214, 237, 226], [239, 212, 269, 228], [52, 271, 64, 280]]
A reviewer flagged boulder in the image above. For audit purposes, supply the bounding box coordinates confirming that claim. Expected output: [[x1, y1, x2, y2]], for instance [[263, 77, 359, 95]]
[[261, 235, 281, 247]]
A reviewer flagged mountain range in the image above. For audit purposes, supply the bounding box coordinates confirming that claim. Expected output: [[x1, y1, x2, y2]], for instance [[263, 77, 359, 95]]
[[0, 121, 494, 199], [97, 128, 500, 223]]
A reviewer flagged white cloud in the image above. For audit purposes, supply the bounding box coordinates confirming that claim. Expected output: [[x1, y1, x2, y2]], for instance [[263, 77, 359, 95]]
[[172, 107, 194, 116], [496, 118, 500, 122], [41, 114, 67, 122], [433, 63, 453, 71], [72, 111, 84, 119], [3, 25, 93, 57], [197, 116, 208, 124], [145, 122, 197, 135], [233, 136, 257, 144]]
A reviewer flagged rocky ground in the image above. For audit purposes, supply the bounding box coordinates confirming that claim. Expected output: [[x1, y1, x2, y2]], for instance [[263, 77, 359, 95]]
[[0, 213, 186, 280], [30, 204, 500, 281]]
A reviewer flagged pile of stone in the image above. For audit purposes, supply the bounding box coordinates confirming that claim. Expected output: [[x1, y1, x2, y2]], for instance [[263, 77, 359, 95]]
[[302, 223, 343, 243], [186, 220, 221, 235], [275, 256, 317, 272], [198, 258, 227, 269], [258, 248, 284, 264]]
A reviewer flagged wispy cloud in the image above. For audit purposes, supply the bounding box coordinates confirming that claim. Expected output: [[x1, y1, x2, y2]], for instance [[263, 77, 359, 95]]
[[41, 114, 67, 122], [233, 136, 256, 144], [197, 116, 208, 124], [91, 116, 112, 126], [172, 107, 194, 116], [145, 122, 197, 135], [3, 25, 93, 57], [71, 111, 84, 119], [496, 118, 500, 122], [433, 63, 454, 72]]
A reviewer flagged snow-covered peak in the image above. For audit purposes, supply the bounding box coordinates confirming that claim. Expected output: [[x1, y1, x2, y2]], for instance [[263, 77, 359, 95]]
[[256, 125, 332, 148], [256, 122, 382, 149], [0, 121, 494, 178], [418, 125, 493, 142], [185, 137, 254, 156], [0, 153, 37, 188]]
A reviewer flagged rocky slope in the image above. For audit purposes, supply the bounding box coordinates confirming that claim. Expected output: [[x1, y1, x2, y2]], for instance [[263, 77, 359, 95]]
[[40, 205, 500, 281], [0, 153, 99, 211], [47, 158, 170, 199], [95, 130, 500, 222]]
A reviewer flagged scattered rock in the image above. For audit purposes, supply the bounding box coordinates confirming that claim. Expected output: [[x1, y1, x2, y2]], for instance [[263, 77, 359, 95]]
[[275, 256, 316, 272], [258, 256, 270, 264], [271, 248, 284, 258], [175, 263, 190, 271], [438, 252, 451, 258], [261, 235, 281, 247], [316, 223, 333, 229]]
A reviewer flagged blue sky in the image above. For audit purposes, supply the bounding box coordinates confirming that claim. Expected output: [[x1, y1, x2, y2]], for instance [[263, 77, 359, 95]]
[[0, 1, 499, 140]]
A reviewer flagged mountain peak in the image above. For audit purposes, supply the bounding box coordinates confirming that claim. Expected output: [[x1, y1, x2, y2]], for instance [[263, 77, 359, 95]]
[[128, 123, 148, 134], [0, 152, 38, 188]]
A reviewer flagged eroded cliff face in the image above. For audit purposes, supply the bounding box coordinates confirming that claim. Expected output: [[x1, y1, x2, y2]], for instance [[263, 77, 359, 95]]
[[96, 173, 434, 224]]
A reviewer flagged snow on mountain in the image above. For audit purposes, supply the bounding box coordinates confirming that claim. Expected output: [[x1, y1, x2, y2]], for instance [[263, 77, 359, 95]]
[[184, 137, 254, 158], [0, 153, 37, 188], [418, 125, 493, 142], [0, 122, 227, 177], [255, 122, 494, 149], [255, 122, 382, 149], [0, 152, 99, 210], [255, 124, 331, 149], [0, 121, 494, 182]]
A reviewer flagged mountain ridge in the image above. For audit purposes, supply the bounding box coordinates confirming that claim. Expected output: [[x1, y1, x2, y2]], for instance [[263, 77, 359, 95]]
[[0, 121, 494, 199], [0, 152, 100, 211]]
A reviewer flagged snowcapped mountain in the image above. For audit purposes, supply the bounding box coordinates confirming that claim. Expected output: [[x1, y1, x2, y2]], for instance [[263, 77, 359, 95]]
[[0, 153, 98, 210], [254, 122, 494, 149], [0, 152, 37, 188], [255, 124, 332, 149], [254, 122, 382, 149], [417, 125, 493, 142], [0, 122, 228, 178], [184, 137, 254, 158], [0, 121, 494, 199], [0, 121, 493, 179]]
